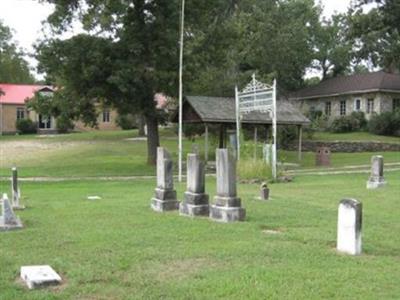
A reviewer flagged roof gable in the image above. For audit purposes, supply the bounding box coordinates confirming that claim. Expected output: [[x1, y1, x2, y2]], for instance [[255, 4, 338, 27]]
[[0, 84, 53, 105]]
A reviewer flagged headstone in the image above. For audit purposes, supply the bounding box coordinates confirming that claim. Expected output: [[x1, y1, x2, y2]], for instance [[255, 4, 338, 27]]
[[151, 147, 179, 212], [191, 144, 200, 155], [337, 198, 362, 255], [316, 146, 331, 166], [260, 182, 269, 200], [366, 155, 386, 189], [0, 193, 23, 231], [11, 167, 25, 210], [210, 149, 246, 222], [20, 265, 62, 289], [179, 153, 209, 217]]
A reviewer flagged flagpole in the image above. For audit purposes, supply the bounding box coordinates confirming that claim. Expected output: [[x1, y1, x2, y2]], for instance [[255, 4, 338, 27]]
[[178, 0, 185, 182]]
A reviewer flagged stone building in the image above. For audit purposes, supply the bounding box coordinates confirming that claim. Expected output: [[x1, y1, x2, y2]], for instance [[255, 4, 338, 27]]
[[290, 71, 400, 120]]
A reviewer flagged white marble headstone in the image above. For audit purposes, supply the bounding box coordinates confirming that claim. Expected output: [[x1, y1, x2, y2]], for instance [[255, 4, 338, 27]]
[[20, 265, 62, 289], [337, 198, 362, 255]]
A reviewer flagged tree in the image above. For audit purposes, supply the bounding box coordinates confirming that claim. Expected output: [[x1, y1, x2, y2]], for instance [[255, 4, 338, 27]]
[[37, 1, 185, 164], [348, 0, 400, 71], [0, 20, 35, 84], [311, 14, 353, 79]]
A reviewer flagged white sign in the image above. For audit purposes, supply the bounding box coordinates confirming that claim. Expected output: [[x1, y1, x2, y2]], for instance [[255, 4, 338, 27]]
[[235, 74, 277, 179]]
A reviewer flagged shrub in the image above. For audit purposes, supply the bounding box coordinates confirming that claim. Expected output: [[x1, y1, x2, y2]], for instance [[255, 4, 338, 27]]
[[237, 158, 272, 181], [350, 111, 367, 130], [116, 114, 138, 130], [56, 116, 74, 133], [330, 115, 360, 133], [16, 119, 37, 134], [368, 110, 400, 136]]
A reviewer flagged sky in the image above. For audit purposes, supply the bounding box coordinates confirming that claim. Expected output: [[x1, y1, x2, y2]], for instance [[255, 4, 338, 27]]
[[0, 0, 355, 79]]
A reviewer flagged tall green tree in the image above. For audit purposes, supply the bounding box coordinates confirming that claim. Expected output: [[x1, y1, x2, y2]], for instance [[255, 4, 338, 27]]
[[37, 0, 185, 164], [348, 0, 400, 71], [311, 14, 353, 79], [0, 20, 35, 84]]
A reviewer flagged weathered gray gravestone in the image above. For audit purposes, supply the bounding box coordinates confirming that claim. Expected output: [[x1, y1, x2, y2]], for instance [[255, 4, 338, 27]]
[[366, 155, 386, 189], [210, 149, 245, 222], [179, 153, 209, 217], [337, 198, 362, 255], [11, 167, 25, 210], [0, 193, 23, 231], [151, 147, 179, 212]]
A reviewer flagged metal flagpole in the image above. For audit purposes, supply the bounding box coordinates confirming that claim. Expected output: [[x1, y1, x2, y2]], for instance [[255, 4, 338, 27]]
[[178, 0, 185, 182], [235, 86, 240, 160], [272, 79, 277, 180]]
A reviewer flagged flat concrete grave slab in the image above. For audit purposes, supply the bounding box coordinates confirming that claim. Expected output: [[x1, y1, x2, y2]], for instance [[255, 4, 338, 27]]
[[87, 195, 102, 200], [20, 265, 62, 289]]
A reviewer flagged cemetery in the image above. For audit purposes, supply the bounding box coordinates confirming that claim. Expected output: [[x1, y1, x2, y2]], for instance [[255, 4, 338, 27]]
[[0, 0, 399, 298], [0, 121, 399, 298]]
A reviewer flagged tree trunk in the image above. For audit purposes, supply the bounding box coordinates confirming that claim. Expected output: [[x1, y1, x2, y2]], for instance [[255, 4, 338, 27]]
[[145, 114, 160, 165], [138, 115, 146, 136]]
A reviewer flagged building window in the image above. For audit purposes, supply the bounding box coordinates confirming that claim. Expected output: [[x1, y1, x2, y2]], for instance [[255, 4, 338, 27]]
[[367, 99, 374, 114], [340, 100, 346, 115], [325, 102, 331, 116], [16, 107, 25, 120], [354, 99, 361, 111], [102, 110, 110, 123], [393, 98, 400, 112]]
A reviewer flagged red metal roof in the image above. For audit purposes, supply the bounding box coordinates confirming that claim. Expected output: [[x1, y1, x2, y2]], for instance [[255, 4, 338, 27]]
[[0, 84, 53, 105]]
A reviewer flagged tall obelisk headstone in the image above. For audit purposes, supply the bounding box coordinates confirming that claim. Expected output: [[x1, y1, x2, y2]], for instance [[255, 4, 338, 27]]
[[179, 153, 209, 217], [151, 147, 179, 212], [210, 149, 245, 222], [366, 155, 386, 189], [337, 198, 362, 255], [11, 167, 24, 210], [0, 193, 23, 231]]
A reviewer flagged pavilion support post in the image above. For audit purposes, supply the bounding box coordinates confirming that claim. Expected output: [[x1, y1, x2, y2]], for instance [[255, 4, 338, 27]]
[[265, 125, 270, 143], [254, 126, 258, 161], [219, 124, 224, 148], [298, 125, 303, 162], [204, 124, 209, 162]]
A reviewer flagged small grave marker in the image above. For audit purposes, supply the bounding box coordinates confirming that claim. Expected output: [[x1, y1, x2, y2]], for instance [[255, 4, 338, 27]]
[[367, 155, 386, 189], [337, 198, 362, 255], [0, 193, 23, 231], [11, 167, 25, 210]]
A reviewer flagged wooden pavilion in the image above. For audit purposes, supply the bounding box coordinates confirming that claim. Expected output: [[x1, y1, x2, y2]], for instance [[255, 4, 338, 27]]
[[172, 95, 310, 161]]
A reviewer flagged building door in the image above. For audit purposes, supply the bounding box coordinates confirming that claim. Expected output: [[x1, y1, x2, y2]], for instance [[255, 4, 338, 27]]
[[38, 114, 52, 129]]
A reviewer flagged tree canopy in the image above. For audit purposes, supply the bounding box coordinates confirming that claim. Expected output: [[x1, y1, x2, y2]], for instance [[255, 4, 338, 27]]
[[0, 20, 35, 84]]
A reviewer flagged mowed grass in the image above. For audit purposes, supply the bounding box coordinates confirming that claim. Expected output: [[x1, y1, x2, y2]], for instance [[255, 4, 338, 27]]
[[0, 172, 399, 299], [1, 130, 399, 177]]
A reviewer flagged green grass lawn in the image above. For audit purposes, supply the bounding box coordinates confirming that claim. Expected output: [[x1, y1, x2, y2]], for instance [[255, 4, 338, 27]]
[[311, 131, 400, 144], [1, 130, 399, 178], [0, 172, 399, 299]]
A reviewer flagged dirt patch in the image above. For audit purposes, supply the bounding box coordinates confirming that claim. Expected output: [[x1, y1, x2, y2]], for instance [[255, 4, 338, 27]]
[[0, 140, 81, 167]]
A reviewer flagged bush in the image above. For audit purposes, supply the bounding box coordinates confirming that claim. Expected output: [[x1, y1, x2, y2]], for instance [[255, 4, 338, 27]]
[[330, 115, 360, 133], [237, 159, 272, 181], [350, 111, 367, 130], [368, 110, 400, 136], [56, 116, 74, 133], [16, 119, 37, 134], [116, 114, 138, 130]]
